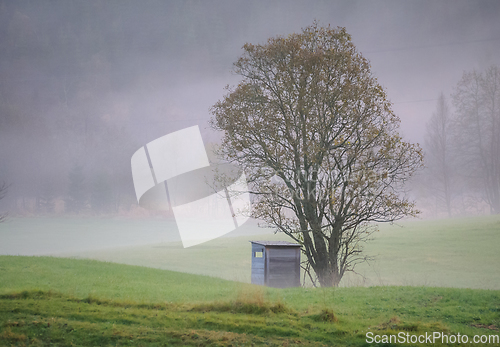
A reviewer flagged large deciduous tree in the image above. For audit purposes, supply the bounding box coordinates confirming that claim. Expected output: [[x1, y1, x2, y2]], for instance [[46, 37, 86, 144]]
[[452, 66, 500, 214], [210, 23, 423, 287]]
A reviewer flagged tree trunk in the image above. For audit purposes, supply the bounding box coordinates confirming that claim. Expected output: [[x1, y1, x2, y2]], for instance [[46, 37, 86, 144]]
[[314, 261, 341, 287]]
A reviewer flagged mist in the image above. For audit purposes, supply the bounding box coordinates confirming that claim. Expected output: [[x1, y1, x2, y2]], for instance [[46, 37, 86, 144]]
[[1, 0, 500, 248]]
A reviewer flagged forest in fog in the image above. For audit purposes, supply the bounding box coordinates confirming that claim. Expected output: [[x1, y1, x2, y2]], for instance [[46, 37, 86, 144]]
[[417, 67, 500, 216], [0, 0, 499, 219]]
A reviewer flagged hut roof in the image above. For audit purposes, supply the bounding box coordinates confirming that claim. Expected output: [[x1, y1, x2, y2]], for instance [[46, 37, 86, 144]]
[[250, 241, 301, 247]]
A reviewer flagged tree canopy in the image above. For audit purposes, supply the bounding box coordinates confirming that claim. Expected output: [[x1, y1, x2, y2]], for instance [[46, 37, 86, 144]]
[[211, 23, 423, 287]]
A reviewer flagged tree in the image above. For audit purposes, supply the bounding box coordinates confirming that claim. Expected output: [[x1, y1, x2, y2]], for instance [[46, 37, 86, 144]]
[[452, 66, 500, 214], [423, 93, 455, 216], [38, 179, 56, 214], [210, 23, 423, 287], [65, 164, 87, 214], [90, 173, 114, 214], [0, 182, 7, 222]]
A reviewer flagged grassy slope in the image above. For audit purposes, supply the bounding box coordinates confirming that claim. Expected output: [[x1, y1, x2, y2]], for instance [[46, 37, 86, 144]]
[[345, 215, 500, 288], [0, 217, 180, 255], [60, 215, 500, 289], [62, 231, 292, 284], [1, 256, 500, 346], [1, 215, 500, 345]]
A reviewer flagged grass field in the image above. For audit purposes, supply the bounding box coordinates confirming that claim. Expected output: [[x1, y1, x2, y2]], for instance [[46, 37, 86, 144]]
[[1, 256, 499, 346], [1, 215, 500, 345], [54, 215, 500, 289], [1, 215, 500, 287]]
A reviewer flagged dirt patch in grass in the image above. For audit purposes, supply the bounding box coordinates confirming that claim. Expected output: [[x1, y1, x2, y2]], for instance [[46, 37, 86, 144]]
[[374, 316, 450, 333], [471, 323, 499, 330], [307, 309, 338, 323], [190, 299, 290, 315], [190, 285, 291, 315], [1, 327, 27, 342]]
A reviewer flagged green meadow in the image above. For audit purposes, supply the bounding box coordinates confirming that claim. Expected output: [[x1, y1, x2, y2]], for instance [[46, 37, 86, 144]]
[[1, 256, 500, 346], [1, 215, 500, 345], [58, 215, 500, 289]]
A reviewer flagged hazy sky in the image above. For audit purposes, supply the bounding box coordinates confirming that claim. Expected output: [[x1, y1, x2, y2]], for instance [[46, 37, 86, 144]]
[[1, 0, 500, 205], [1, 0, 500, 252], [212, 0, 500, 143], [3, 0, 500, 142], [114, 0, 500, 144]]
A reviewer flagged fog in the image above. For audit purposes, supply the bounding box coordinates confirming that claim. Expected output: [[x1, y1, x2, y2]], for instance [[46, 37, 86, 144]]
[[1, 0, 500, 252]]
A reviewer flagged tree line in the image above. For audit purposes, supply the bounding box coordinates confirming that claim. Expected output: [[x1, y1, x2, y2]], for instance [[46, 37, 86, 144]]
[[0, 0, 319, 217], [421, 66, 500, 216]]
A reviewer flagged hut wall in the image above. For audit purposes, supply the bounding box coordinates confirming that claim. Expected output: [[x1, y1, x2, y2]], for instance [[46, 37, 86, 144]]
[[251, 243, 266, 285], [265, 247, 300, 288]]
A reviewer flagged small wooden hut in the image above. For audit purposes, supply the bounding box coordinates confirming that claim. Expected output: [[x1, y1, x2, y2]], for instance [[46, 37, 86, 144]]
[[250, 241, 301, 288]]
